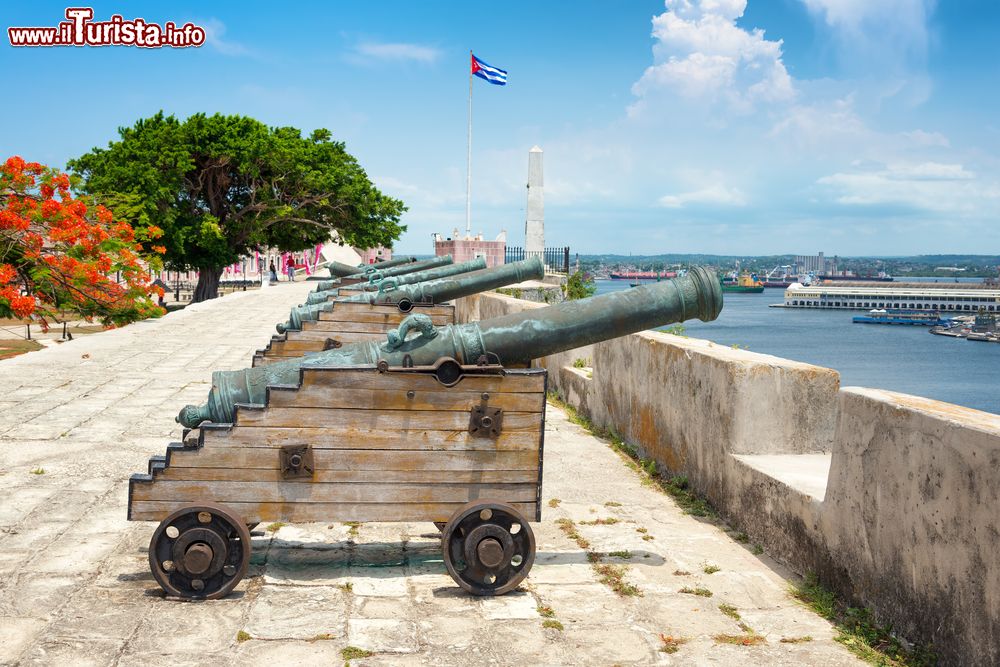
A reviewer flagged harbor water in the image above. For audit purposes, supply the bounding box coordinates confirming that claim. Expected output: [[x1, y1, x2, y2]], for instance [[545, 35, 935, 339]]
[[595, 279, 1000, 415]]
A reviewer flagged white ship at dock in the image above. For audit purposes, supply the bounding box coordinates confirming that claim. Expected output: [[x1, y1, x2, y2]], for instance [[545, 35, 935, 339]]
[[778, 281, 1000, 313]]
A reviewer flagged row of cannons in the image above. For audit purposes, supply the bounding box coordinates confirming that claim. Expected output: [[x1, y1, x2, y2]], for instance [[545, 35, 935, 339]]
[[128, 254, 723, 599]]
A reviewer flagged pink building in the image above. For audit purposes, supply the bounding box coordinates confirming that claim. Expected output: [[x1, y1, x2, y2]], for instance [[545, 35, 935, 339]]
[[357, 246, 393, 265], [433, 229, 506, 268]]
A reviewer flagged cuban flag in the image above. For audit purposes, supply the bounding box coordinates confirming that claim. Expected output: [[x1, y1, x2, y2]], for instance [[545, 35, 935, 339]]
[[471, 54, 507, 86]]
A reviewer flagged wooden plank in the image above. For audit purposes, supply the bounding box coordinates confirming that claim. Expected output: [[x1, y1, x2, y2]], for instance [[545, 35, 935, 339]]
[[130, 500, 537, 524], [302, 314, 453, 331], [132, 480, 538, 504], [201, 427, 541, 451], [301, 320, 412, 333], [284, 330, 393, 342], [266, 386, 543, 413], [234, 407, 542, 432], [298, 368, 546, 393], [325, 301, 454, 316], [167, 448, 539, 471], [156, 467, 539, 484]]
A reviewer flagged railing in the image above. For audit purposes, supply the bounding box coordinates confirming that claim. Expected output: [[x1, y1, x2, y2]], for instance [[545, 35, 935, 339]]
[[505, 246, 570, 275]]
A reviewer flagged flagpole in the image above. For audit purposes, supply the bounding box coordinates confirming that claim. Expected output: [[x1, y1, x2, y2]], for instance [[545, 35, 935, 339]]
[[466, 50, 473, 238]]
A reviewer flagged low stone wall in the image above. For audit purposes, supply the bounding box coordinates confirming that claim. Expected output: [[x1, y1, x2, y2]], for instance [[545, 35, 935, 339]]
[[457, 291, 1000, 666]]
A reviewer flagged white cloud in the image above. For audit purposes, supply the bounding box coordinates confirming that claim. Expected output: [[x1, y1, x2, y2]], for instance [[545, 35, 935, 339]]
[[900, 129, 950, 148], [659, 184, 746, 208], [799, 0, 934, 104], [352, 41, 441, 64], [817, 162, 996, 212], [631, 0, 794, 114]]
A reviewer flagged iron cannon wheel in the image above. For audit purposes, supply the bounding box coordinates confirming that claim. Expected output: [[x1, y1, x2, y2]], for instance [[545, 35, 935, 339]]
[[148, 502, 251, 600], [441, 500, 535, 595]]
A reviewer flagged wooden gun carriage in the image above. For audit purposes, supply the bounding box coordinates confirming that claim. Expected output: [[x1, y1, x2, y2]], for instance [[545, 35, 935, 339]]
[[128, 360, 545, 599]]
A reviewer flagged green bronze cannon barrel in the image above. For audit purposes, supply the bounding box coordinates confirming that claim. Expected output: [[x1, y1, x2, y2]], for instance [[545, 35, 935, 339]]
[[305, 257, 487, 305], [350, 255, 417, 275], [327, 260, 362, 277], [279, 257, 542, 332], [345, 257, 544, 310], [178, 266, 722, 427], [312, 255, 451, 293]]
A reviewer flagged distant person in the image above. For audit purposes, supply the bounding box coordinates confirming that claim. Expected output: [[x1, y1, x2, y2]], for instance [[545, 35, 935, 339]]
[[286, 262, 295, 282], [152, 278, 168, 307], [268, 261, 278, 282]]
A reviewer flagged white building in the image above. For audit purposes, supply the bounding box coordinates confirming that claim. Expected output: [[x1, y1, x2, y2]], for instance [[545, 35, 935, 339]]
[[783, 283, 1000, 312]]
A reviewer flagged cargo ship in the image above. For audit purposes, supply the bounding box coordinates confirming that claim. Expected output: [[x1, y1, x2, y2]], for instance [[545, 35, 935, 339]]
[[762, 265, 800, 288], [609, 270, 677, 280], [852, 309, 951, 326], [721, 272, 764, 293], [818, 272, 893, 282]]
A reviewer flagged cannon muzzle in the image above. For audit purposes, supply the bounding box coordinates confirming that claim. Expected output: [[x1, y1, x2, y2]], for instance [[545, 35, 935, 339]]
[[180, 267, 722, 427], [305, 257, 487, 305], [280, 257, 542, 332], [328, 260, 361, 277]]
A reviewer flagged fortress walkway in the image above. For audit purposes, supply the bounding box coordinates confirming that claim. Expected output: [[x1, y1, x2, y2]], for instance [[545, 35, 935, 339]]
[[0, 282, 859, 665]]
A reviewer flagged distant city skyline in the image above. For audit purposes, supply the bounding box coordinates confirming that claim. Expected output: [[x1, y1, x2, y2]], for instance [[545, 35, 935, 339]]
[[2, 1, 998, 256]]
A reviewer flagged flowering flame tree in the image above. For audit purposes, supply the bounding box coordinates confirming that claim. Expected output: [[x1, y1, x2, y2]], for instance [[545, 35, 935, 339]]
[[0, 156, 165, 329]]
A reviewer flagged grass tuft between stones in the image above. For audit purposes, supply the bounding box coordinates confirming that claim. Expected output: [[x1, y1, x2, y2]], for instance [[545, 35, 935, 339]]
[[236, 630, 251, 642], [542, 619, 564, 631], [659, 634, 689, 654], [714, 633, 767, 646], [341, 646, 374, 660], [718, 603, 741, 620], [679, 586, 713, 597], [790, 573, 936, 667]]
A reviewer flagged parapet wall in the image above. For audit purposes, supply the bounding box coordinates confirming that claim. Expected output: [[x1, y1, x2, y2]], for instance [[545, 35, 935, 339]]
[[457, 291, 1000, 666]]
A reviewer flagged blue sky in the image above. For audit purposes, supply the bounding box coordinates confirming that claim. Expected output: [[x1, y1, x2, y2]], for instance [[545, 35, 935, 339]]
[[2, 1, 998, 256]]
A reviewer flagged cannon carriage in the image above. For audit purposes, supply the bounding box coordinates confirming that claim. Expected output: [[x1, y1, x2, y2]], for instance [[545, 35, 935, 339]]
[[126, 267, 723, 600], [130, 359, 544, 599]]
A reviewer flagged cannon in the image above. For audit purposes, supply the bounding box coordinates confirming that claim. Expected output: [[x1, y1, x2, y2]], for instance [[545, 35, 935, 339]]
[[306, 257, 486, 305], [330, 256, 417, 277], [254, 258, 529, 365], [128, 267, 721, 600], [327, 260, 364, 277], [311, 255, 451, 292], [279, 257, 544, 334], [305, 257, 488, 305]]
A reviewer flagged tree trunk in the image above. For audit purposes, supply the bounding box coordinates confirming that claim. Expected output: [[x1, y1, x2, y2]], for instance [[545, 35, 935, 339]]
[[192, 267, 223, 303]]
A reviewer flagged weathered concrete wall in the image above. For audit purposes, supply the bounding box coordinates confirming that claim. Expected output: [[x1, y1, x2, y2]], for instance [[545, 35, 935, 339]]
[[459, 291, 1000, 666]]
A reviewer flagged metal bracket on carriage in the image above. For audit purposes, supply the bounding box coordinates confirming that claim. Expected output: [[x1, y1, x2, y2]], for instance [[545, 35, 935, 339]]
[[322, 338, 343, 350], [376, 356, 505, 388], [279, 444, 315, 480], [469, 394, 504, 438]]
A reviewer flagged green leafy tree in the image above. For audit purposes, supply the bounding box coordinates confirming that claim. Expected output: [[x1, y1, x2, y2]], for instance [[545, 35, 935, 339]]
[[69, 113, 406, 302], [564, 270, 597, 300]]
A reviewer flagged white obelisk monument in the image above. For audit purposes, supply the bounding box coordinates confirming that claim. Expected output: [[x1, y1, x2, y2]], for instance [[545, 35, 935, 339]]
[[525, 146, 545, 261]]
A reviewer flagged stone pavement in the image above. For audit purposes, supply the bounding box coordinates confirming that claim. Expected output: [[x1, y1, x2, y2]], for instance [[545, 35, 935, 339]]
[[0, 282, 861, 666]]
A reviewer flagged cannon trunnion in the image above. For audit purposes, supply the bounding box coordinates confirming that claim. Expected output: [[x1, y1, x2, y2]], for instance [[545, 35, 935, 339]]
[[128, 362, 545, 599]]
